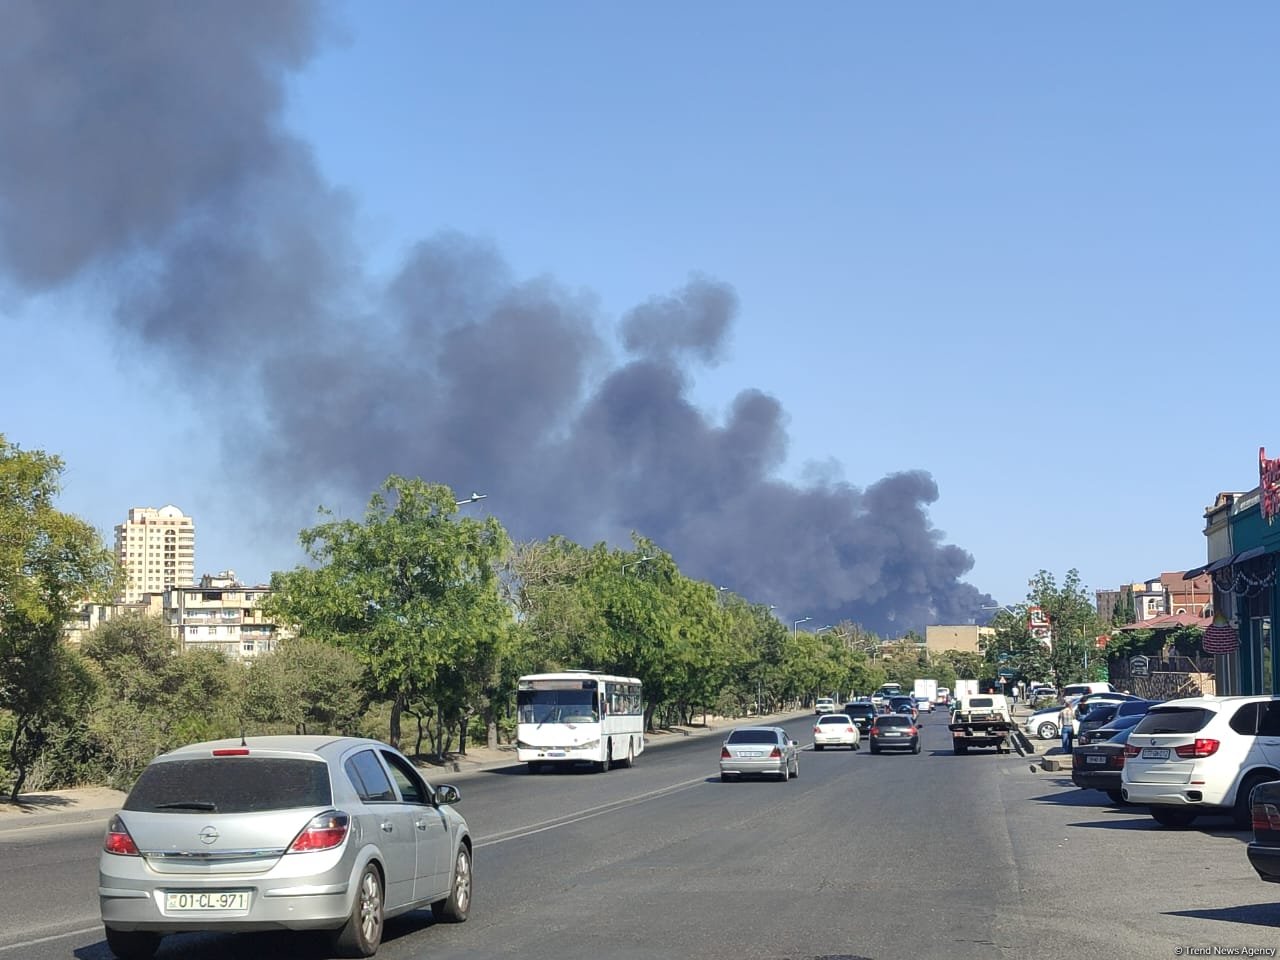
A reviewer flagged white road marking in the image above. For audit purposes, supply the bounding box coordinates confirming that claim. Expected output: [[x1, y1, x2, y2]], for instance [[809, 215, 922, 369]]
[[475, 775, 709, 847], [0, 924, 101, 953]]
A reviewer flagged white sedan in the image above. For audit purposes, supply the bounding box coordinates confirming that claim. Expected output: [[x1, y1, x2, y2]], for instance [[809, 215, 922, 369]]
[[812, 714, 861, 751], [1023, 705, 1065, 740]]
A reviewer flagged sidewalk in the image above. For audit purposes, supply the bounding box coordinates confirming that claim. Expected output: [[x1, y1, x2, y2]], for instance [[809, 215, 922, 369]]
[[0, 710, 804, 833]]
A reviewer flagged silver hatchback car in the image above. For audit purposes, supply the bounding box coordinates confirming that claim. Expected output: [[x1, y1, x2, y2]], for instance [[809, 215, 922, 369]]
[[98, 736, 472, 959], [719, 726, 799, 781]]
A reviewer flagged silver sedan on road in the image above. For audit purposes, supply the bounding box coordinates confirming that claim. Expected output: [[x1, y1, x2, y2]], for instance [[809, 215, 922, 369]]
[[98, 735, 472, 959], [719, 726, 799, 782]]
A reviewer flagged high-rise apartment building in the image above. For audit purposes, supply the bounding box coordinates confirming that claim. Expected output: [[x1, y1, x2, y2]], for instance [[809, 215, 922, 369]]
[[114, 505, 195, 602]]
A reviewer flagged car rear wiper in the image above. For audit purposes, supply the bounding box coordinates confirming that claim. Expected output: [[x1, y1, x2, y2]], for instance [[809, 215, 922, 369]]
[[152, 801, 218, 811]]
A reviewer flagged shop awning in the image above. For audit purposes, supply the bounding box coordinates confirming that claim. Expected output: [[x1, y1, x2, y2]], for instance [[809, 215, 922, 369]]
[[1183, 564, 1210, 579], [1205, 555, 1235, 573], [1234, 546, 1267, 565]]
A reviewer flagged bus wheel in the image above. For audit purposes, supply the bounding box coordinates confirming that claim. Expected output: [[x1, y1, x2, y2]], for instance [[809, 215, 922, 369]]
[[622, 740, 634, 768]]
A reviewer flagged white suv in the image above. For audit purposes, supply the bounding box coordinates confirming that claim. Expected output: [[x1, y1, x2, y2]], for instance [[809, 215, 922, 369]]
[[1120, 695, 1280, 828], [814, 697, 836, 715]]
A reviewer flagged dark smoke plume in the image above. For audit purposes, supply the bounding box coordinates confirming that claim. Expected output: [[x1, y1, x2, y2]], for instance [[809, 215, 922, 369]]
[[0, 1, 992, 632]]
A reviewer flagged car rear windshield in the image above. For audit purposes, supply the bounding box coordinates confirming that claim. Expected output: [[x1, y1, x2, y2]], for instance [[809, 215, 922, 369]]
[[1083, 705, 1118, 721], [1115, 700, 1154, 717], [818, 715, 849, 724], [967, 697, 994, 708], [124, 758, 332, 814], [877, 715, 911, 727], [846, 705, 875, 716], [1131, 707, 1214, 736], [726, 729, 779, 744]]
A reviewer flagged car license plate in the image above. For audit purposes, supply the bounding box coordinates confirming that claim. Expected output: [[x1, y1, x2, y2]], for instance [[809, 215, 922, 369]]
[[882, 732, 900, 737], [165, 891, 250, 912], [1142, 747, 1170, 760], [1086, 754, 1107, 765], [740, 751, 762, 757], [546, 751, 566, 757]]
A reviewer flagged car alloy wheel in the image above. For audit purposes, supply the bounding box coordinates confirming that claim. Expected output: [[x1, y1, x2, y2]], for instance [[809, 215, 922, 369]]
[[433, 845, 472, 922], [332, 862, 383, 957]]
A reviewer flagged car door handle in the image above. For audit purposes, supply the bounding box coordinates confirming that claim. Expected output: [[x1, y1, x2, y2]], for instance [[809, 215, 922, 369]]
[[380, 821, 394, 833], [415, 819, 429, 830]]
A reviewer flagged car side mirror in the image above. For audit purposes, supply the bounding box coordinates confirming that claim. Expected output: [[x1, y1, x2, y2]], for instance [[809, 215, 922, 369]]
[[434, 784, 461, 805], [790, 740, 798, 747]]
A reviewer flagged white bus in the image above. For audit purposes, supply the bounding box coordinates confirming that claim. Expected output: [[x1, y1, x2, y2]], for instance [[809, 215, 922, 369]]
[[516, 671, 645, 773]]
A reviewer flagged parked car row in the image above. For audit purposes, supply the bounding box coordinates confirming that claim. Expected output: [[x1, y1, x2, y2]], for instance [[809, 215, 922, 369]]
[[1024, 691, 1151, 743], [1063, 694, 1280, 889]]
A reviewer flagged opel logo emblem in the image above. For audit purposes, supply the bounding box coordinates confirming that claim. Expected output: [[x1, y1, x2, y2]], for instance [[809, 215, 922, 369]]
[[198, 826, 219, 845]]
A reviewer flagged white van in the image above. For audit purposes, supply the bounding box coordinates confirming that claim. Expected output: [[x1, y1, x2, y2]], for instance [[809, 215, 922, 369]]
[[1062, 682, 1115, 698]]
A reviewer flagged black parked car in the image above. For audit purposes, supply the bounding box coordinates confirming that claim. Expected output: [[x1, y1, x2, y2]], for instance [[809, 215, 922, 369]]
[[1247, 778, 1280, 883], [1076, 712, 1144, 746], [1076, 699, 1159, 743], [1071, 726, 1134, 804], [843, 702, 879, 735]]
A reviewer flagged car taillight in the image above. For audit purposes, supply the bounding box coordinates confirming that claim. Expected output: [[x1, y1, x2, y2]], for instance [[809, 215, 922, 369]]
[[869, 726, 879, 736], [813, 727, 822, 734], [1173, 739, 1220, 759], [1124, 744, 1141, 758], [769, 746, 782, 758], [103, 815, 139, 856], [1109, 754, 1125, 770], [846, 727, 855, 733], [287, 811, 350, 854], [721, 746, 731, 758], [1252, 802, 1280, 832], [212, 748, 250, 756]]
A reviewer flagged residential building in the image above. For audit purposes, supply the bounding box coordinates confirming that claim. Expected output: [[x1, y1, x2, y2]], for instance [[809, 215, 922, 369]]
[[925, 624, 994, 655], [114, 505, 195, 603], [62, 594, 163, 646], [165, 571, 287, 660]]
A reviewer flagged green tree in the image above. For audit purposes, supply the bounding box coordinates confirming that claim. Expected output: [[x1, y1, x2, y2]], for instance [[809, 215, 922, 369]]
[[81, 613, 243, 788], [264, 477, 511, 749], [240, 637, 368, 736], [989, 570, 1107, 687], [0, 437, 117, 800]]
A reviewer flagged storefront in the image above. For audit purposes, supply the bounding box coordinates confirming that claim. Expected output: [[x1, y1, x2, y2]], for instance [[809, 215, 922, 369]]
[[1201, 449, 1280, 696]]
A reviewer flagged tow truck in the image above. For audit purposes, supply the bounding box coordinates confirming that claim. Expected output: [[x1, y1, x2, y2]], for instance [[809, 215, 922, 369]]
[[948, 693, 1014, 754]]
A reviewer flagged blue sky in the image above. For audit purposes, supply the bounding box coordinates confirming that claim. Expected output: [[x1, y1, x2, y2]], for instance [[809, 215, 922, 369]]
[[2, 2, 1276, 617]]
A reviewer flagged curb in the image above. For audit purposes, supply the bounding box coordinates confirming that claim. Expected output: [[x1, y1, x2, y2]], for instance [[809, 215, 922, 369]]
[[0, 803, 124, 834]]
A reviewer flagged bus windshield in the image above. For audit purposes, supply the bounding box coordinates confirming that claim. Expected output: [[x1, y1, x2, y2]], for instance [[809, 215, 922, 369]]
[[517, 689, 599, 724]]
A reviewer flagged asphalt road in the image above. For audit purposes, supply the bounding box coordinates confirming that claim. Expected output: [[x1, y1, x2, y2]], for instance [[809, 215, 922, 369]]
[[2, 712, 1279, 960]]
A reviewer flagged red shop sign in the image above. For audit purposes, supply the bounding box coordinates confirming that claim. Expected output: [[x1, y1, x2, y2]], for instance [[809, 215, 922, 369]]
[[1262, 447, 1280, 525]]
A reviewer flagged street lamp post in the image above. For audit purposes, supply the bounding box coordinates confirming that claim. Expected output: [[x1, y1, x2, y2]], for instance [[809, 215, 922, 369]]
[[455, 492, 487, 507], [982, 603, 1022, 619], [793, 617, 811, 639], [622, 555, 653, 574]]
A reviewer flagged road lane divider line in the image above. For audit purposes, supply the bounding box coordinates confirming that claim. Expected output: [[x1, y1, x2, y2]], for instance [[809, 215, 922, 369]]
[[475, 775, 707, 848], [0, 924, 102, 953]]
